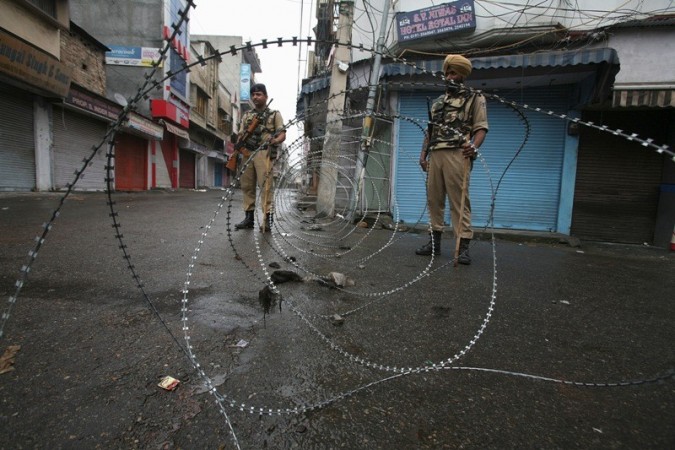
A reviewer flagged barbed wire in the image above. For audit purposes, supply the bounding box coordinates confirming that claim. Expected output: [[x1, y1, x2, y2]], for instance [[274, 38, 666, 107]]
[[1, 9, 673, 448]]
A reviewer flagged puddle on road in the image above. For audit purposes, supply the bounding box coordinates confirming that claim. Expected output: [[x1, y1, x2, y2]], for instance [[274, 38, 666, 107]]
[[189, 294, 259, 333]]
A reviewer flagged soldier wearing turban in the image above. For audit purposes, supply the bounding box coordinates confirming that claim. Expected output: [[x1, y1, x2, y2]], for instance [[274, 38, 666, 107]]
[[442, 54, 473, 78], [416, 55, 488, 265]]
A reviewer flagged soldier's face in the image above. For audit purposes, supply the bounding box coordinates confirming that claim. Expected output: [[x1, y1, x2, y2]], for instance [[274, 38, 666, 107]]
[[444, 69, 465, 83], [251, 91, 267, 108]]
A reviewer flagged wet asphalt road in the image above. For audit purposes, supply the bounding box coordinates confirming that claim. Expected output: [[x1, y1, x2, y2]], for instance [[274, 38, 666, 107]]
[[0, 189, 673, 449]]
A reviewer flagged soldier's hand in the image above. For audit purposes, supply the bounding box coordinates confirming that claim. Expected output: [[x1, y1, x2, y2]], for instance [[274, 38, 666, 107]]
[[419, 159, 428, 172], [461, 143, 478, 159]]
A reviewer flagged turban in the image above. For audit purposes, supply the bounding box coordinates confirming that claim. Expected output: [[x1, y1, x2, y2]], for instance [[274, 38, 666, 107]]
[[442, 54, 472, 78]]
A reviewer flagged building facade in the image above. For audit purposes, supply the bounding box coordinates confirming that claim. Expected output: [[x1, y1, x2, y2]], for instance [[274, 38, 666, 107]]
[[299, 0, 675, 247], [187, 38, 227, 189], [0, 0, 72, 191], [0, 0, 163, 192], [192, 34, 263, 185], [0, 1, 265, 193], [192, 34, 261, 120], [70, 0, 194, 190]]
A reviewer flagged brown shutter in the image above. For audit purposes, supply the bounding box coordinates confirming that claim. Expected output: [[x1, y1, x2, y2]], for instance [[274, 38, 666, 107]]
[[571, 111, 666, 243]]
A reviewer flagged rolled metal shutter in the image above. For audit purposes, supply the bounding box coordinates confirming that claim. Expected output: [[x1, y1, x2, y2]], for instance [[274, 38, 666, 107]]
[[214, 161, 223, 186], [396, 85, 571, 231], [115, 133, 147, 191], [0, 86, 35, 190], [53, 107, 109, 191], [571, 111, 665, 244], [394, 90, 429, 227], [179, 149, 195, 188]]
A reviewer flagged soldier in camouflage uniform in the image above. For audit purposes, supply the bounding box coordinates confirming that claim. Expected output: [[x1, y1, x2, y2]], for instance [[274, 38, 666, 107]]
[[416, 55, 488, 264], [234, 83, 286, 232]]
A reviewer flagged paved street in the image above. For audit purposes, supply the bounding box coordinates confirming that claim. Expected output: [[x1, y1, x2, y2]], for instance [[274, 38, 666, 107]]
[[0, 189, 673, 449]]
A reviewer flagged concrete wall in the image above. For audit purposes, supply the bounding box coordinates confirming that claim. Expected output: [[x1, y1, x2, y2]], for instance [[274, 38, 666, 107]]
[[70, 0, 165, 115], [609, 28, 675, 86], [0, 0, 68, 59]]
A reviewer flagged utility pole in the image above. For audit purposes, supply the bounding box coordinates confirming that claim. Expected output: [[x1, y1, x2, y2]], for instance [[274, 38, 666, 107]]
[[316, 0, 354, 218], [352, 0, 392, 214]]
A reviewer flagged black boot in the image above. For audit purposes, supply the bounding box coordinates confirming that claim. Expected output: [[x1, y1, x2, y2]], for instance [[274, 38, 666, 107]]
[[416, 230, 442, 256], [458, 238, 471, 265], [260, 213, 273, 232], [235, 210, 254, 229]]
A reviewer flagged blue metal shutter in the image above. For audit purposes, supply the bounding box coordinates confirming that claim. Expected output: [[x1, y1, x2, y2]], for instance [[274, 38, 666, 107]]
[[394, 91, 431, 227], [214, 161, 223, 186], [395, 85, 572, 232]]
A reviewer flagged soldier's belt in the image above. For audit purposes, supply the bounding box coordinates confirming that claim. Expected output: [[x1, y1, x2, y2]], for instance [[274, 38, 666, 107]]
[[429, 144, 462, 151], [242, 147, 273, 158]]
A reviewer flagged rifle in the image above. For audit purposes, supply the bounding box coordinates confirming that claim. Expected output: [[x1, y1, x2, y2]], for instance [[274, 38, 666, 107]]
[[424, 96, 434, 157], [225, 99, 273, 172]]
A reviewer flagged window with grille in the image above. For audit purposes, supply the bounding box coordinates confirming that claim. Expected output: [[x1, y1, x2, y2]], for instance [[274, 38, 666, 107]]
[[218, 110, 232, 135], [194, 88, 208, 117]]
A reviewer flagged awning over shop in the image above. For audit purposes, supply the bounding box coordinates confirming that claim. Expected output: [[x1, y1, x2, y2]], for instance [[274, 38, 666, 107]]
[[124, 112, 164, 140], [208, 151, 226, 161], [178, 138, 209, 154], [161, 120, 190, 140], [299, 48, 619, 100], [612, 86, 675, 108], [382, 47, 619, 77], [177, 138, 225, 159], [300, 75, 330, 95]]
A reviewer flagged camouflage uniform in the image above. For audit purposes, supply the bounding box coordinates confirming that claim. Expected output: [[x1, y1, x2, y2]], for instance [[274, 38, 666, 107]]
[[426, 88, 488, 239], [238, 108, 284, 215]]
